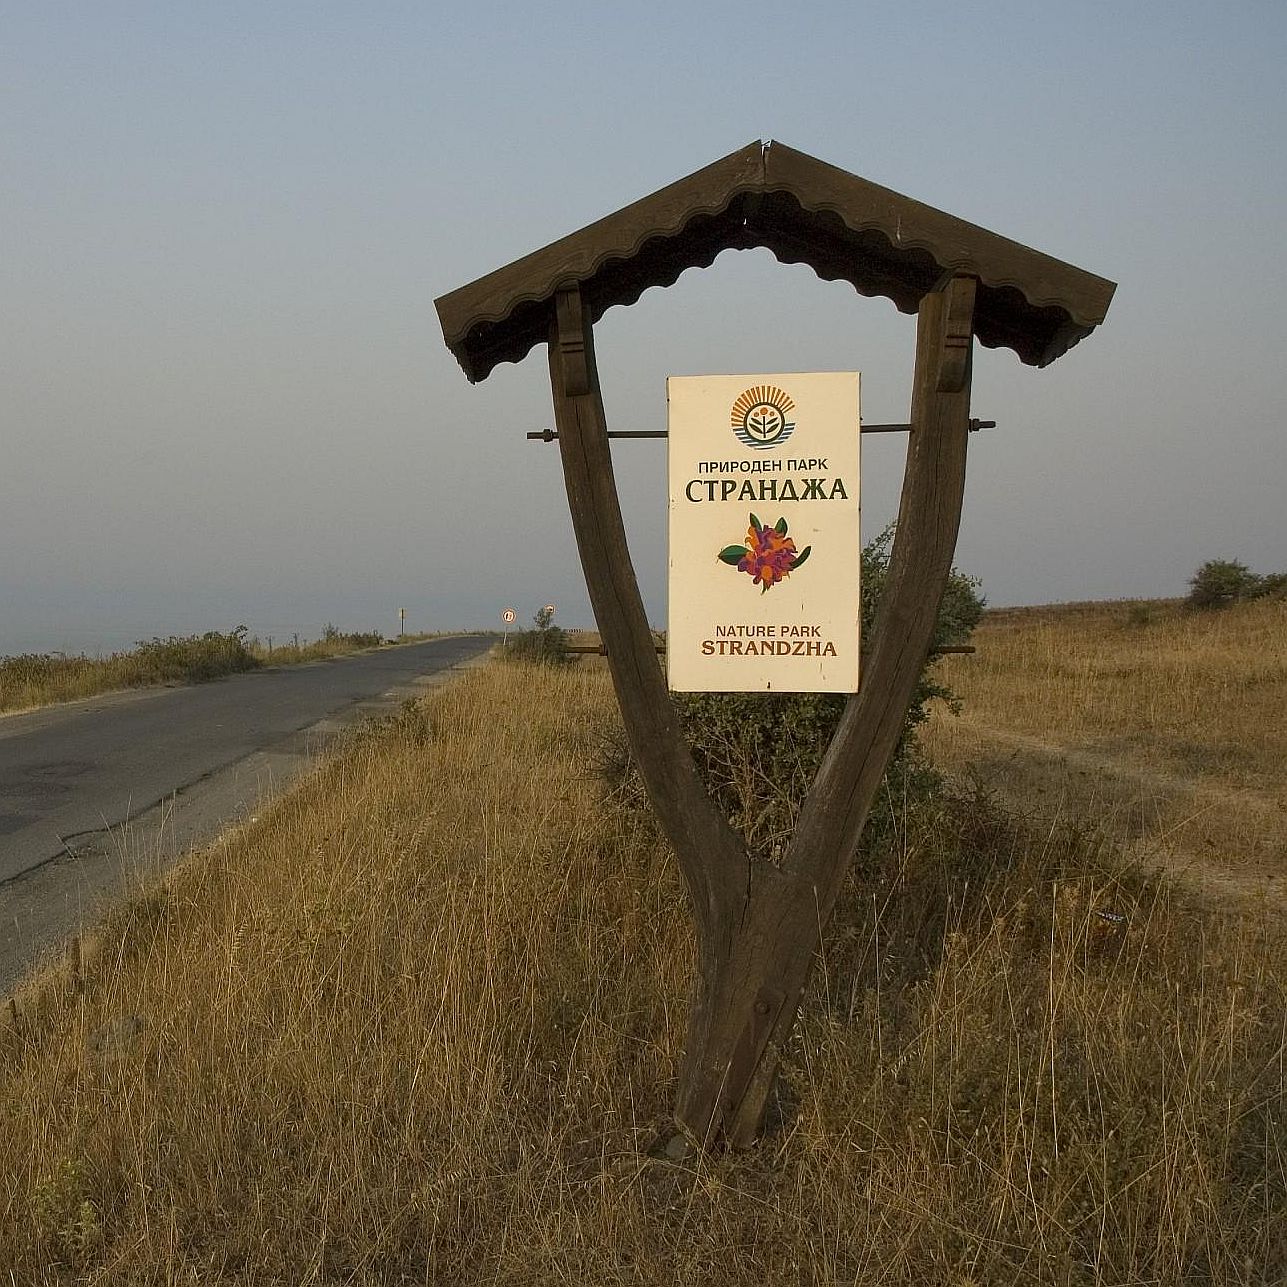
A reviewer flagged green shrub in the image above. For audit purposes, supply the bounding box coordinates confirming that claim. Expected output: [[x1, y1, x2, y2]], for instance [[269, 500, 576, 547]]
[[132, 628, 260, 682], [321, 624, 384, 649], [1186, 558, 1263, 609], [505, 607, 573, 667], [1258, 571, 1287, 599]]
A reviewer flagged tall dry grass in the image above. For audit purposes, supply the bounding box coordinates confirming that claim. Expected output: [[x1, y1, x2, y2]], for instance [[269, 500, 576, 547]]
[[924, 597, 1287, 900], [930, 597, 1287, 788], [0, 629, 402, 717], [1, 663, 1283, 1283], [0, 632, 260, 715]]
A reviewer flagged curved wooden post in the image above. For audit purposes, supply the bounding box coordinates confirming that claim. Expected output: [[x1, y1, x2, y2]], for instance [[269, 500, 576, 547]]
[[548, 276, 976, 1149], [547, 288, 749, 942], [672, 276, 977, 1146]]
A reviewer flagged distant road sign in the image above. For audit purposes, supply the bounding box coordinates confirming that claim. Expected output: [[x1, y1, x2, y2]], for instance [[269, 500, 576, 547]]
[[543, 604, 556, 616], [502, 609, 516, 624]]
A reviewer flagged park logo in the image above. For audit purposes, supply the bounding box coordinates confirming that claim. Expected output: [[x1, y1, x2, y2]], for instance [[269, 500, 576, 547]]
[[730, 384, 795, 450], [717, 512, 812, 593]]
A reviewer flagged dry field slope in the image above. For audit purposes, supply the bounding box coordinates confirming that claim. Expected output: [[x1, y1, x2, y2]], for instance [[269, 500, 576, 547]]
[[925, 596, 1287, 912], [0, 659, 1283, 1283]]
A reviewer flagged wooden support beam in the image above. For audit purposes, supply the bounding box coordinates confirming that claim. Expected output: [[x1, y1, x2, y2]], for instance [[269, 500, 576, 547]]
[[672, 275, 978, 1148], [547, 288, 749, 940], [794, 275, 977, 873]]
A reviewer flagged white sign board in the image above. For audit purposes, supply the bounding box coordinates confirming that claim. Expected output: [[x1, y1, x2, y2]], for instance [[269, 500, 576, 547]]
[[667, 372, 860, 693]]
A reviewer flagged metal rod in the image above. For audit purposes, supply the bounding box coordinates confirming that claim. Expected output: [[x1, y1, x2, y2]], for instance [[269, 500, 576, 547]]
[[528, 420, 994, 442], [565, 642, 975, 657], [566, 643, 665, 654]]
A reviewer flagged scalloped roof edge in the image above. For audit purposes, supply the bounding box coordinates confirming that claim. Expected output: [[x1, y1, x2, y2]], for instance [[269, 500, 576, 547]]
[[436, 140, 1116, 381]]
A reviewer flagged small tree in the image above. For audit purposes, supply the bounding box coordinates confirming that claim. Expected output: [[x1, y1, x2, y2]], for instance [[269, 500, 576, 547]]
[[1187, 559, 1262, 609]]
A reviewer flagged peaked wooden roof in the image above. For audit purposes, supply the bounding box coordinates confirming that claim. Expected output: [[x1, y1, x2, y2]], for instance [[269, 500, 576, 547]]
[[437, 140, 1115, 382]]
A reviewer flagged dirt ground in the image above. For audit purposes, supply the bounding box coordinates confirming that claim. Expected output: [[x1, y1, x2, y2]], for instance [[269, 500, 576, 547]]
[[927, 708, 1287, 916]]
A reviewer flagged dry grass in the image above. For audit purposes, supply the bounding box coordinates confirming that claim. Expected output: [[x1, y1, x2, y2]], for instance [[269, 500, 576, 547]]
[[928, 597, 1287, 786], [925, 597, 1287, 904], [0, 630, 444, 718], [1, 662, 1283, 1283], [0, 634, 259, 716]]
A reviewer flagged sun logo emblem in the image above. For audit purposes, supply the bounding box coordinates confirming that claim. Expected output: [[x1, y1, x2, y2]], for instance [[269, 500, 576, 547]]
[[731, 385, 795, 450]]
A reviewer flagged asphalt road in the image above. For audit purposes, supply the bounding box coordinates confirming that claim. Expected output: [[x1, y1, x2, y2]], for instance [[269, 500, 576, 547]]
[[0, 635, 490, 991]]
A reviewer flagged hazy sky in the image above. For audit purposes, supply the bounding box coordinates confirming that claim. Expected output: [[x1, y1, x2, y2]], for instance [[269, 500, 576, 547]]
[[4, 2, 1285, 652]]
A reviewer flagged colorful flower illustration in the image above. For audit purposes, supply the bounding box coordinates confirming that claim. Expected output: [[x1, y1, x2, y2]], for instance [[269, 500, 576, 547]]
[[717, 513, 812, 593]]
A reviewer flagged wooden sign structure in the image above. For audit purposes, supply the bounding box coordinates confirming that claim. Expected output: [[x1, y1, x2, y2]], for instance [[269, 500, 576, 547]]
[[437, 141, 1115, 1149]]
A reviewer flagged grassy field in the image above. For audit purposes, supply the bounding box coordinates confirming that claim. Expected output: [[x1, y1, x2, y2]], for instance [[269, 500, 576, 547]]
[[0, 628, 442, 717], [924, 596, 1287, 909], [1, 657, 1282, 1283]]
